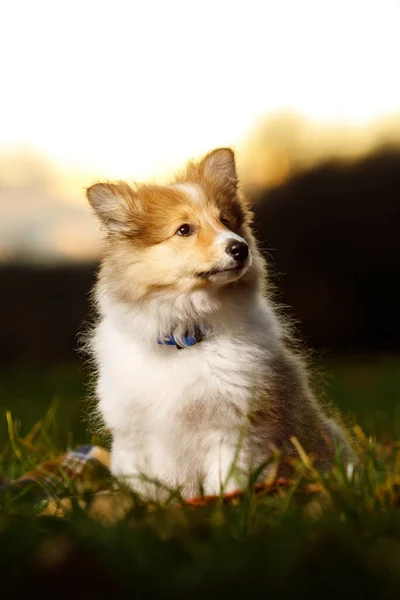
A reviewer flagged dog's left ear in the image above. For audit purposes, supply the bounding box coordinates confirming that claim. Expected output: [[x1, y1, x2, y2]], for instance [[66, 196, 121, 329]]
[[86, 182, 134, 233], [202, 148, 237, 195]]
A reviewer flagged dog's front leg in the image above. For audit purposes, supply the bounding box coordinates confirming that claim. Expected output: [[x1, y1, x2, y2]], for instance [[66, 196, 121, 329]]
[[203, 440, 247, 496]]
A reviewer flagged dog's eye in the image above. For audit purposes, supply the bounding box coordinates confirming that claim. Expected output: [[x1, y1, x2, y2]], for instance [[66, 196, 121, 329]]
[[177, 224, 194, 237], [220, 217, 230, 228]]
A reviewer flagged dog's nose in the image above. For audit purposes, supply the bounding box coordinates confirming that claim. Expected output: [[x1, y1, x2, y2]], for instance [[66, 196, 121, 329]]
[[226, 239, 249, 262]]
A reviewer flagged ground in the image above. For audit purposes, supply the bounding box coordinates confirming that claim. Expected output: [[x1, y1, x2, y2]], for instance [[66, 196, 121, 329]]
[[1, 356, 400, 598]]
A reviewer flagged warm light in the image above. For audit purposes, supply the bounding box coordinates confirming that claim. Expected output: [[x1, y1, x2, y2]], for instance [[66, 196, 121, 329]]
[[49, 220, 103, 261], [1, 0, 399, 182], [1, 0, 400, 261]]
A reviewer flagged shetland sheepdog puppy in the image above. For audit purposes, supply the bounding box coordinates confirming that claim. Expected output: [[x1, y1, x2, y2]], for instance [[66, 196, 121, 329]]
[[86, 148, 354, 501]]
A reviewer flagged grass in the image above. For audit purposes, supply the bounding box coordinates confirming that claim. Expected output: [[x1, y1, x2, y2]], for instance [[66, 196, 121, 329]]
[[1, 356, 400, 597]]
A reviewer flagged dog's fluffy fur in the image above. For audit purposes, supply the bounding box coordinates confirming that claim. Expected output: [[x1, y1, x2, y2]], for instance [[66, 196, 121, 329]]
[[86, 148, 354, 501]]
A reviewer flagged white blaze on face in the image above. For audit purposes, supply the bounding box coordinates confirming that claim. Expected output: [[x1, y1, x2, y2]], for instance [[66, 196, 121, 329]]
[[214, 229, 247, 246], [172, 183, 205, 205]]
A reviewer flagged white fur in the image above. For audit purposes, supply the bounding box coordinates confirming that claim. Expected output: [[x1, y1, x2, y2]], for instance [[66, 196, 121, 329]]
[[91, 286, 284, 501], [214, 229, 246, 246], [172, 183, 204, 204]]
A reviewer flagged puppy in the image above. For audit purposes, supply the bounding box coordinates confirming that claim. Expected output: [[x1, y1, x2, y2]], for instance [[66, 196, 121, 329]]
[[86, 148, 354, 500]]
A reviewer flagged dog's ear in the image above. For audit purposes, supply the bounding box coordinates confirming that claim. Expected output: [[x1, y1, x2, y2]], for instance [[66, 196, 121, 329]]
[[202, 148, 237, 195], [86, 182, 136, 232]]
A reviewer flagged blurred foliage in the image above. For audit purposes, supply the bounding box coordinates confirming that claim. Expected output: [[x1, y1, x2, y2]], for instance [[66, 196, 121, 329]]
[[2, 147, 400, 366]]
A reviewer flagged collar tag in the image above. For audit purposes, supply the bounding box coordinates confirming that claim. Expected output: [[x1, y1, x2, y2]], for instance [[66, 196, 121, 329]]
[[157, 326, 204, 350]]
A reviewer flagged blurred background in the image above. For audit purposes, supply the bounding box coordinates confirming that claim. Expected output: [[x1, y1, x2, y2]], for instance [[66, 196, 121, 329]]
[[1, 0, 400, 446]]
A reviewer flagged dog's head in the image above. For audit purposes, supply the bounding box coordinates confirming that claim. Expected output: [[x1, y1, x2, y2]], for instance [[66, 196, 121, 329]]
[[87, 148, 261, 303]]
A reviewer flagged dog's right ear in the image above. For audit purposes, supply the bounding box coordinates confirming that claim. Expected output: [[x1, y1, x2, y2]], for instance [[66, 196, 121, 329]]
[[201, 148, 238, 196], [86, 182, 135, 233]]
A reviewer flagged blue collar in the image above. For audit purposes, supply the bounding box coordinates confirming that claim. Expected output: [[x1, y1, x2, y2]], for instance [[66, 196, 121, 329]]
[[157, 326, 205, 350]]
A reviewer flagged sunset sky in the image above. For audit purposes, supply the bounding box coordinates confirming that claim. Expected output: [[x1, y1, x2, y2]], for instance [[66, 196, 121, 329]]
[[1, 0, 400, 261]]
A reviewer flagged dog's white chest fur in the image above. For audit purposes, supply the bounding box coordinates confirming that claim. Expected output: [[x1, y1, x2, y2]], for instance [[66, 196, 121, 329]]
[[93, 299, 279, 500]]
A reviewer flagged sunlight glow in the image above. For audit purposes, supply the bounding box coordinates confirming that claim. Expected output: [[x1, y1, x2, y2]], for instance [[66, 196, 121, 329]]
[[1, 0, 399, 183]]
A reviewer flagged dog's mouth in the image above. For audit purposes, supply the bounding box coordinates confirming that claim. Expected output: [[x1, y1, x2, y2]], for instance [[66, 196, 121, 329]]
[[196, 264, 246, 279]]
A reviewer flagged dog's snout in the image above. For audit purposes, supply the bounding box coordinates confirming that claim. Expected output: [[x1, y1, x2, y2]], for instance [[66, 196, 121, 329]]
[[226, 239, 249, 262]]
